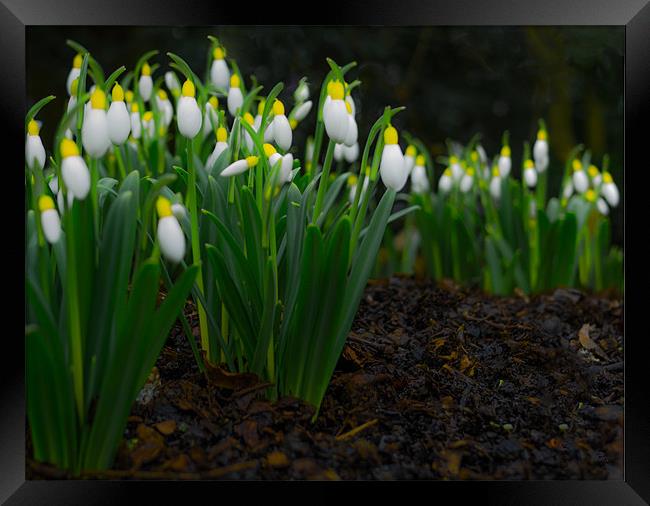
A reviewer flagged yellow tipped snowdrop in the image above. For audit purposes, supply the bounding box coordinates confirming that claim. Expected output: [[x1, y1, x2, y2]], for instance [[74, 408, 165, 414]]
[[82, 88, 110, 158], [156, 89, 174, 128], [66, 54, 82, 96], [343, 100, 358, 147], [379, 125, 407, 191], [221, 155, 259, 177], [227, 74, 244, 117], [60, 138, 90, 200], [242, 112, 256, 151], [177, 80, 202, 138], [107, 84, 131, 145], [533, 128, 548, 172], [130, 103, 142, 139], [498, 145, 512, 178], [404, 145, 417, 176], [206, 126, 229, 171], [292, 100, 313, 123], [572, 159, 588, 194], [449, 155, 463, 182], [210, 47, 230, 90], [139, 62, 153, 102], [523, 159, 537, 188], [38, 195, 61, 244], [588, 164, 602, 188], [334, 141, 359, 163], [264, 143, 282, 169], [202, 96, 219, 138], [271, 100, 292, 151], [410, 155, 430, 194], [142, 111, 155, 138], [156, 196, 185, 264], [294, 78, 310, 103], [25, 120, 46, 170], [323, 81, 349, 144], [490, 166, 502, 200], [438, 168, 453, 194], [460, 166, 475, 193], [164, 71, 181, 98], [601, 172, 619, 207]]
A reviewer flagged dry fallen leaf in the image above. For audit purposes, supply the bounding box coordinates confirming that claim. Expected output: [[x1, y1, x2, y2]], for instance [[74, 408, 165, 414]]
[[578, 324, 609, 360], [155, 420, 177, 436]]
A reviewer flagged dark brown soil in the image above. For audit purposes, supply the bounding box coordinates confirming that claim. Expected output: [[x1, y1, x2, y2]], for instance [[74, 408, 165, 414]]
[[27, 276, 624, 480]]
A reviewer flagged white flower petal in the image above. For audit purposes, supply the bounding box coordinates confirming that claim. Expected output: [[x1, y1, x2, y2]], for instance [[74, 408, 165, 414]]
[[380, 144, 407, 191], [61, 155, 90, 200], [220, 159, 249, 177], [158, 216, 185, 263], [41, 209, 61, 243], [177, 96, 202, 138], [107, 101, 131, 145], [272, 115, 292, 151], [82, 109, 111, 158]]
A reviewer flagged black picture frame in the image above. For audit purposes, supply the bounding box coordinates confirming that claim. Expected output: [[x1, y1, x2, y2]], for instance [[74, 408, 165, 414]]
[[3, 1, 649, 503]]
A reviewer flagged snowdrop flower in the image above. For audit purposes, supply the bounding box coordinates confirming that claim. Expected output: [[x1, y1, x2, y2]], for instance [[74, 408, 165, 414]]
[[498, 145, 512, 178], [489, 166, 502, 200], [60, 138, 90, 200], [107, 83, 131, 145], [139, 62, 153, 102], [588, 164, 602, 188], [253, 100, 274, 143], [156, 89, 174, 128], [242, 112, 256, 151], [601, 172, 619, 207], [271, 100, 292, 151], [206, 126, 229, 171], [563, 180, 574, 199], [476, 144, 488, 166], [572, 159, 588, 194], [523, 159, 538, 188], [221, 155, 259, 177], [334, 143, 344, 162], [438, 168, 453, 194], [171, 202, 187, 221], [294, 78, 310, 103], [263, 143, 282, 170], [25, 120, 46, 170], [66, 54, 82, 96], [142, 111, 155, 138], [66, 78, 79, 131], [130, 103, 142, 140], [460, 167, 475, 193], [165, 71, 181, 99], [585, 189, 598, 205], [596, 197, 609, 216], [410, 155, 430, 194], [343, 143, 359, 163], [323, 81, 349, 144], [210, 47, 230, 90], [38, 195, 61, 244], [403, 145, 417, 176], [292, 100, 312, 123], [279, 153, 294, 185], [347, 173, 370, 205], [82, 88, 110, 158], [177, 80, 202, 139], [379, 125, 407, 191], [345, 91, 356, 116], [343, 102, 358, 147], [156, 196, 185, 264], [57, 188, 74, 215], [450, 156, 463, 182], [227, 74, 244, 117], [533, 128, 549, 172], [202, 96, 219, 138]]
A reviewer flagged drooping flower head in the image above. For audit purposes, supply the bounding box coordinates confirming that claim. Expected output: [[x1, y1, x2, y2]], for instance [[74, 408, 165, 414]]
[[177, 79, 202, 138]]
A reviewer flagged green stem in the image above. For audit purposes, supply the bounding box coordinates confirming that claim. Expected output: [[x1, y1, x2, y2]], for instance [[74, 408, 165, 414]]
[[114, 144, 127, 180], [312, 140, 335, 224]]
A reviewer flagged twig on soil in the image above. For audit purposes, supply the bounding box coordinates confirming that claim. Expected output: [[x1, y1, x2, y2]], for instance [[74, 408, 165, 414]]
[[335, 418, 378, 441]]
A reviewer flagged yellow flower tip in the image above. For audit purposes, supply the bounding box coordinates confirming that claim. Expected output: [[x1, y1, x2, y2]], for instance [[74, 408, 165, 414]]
[[243, 112, 255, 125], [71, 78, 79, 96], [365, 165, 371, 177], [213, 47, 225, 60], [384, 126, 398, 145], [156, 196, 173, 218], [306, 161, 312, 171], [466, 167, 475, 176], [143, 111, 154, 122], [524, 159, 534, 169], [73, 53, 83, 69], [443, 168, 452, 177], [585, 189, 597, 202], [272, 99, 285, 116], [449, 155, 458, 164], [406, 145, 417, 157], [216, 127, 228, 143], [157, 89, 168, 101], [246, 155, 259, 167], [345, 100, 352, 114], [572, 159, 582, 172], [289, 118, 298, 129], [537, 130, 547, 141], [470, 151, 478, 162], [112, 83, 125, 102], [208, 96, 219, 109], [263, 143, 276, 157], [125, 90, 134, 103], [347, 174, 358, 186], [90, 88, 106, 110], [329, 81, 344, 100], [460, 160, 467, 169], [28, 119, 40, 136], [603, 172, 613, 184], [60, 138, 79, 158], [415, 154, 425, 166], [588, 165, 599, 177], [142, 62, 151, 76], [258, 100, 266, 115], [230, 74, 240, 88], [326, 81, 334, 94], [131, 103, 139, 113], [38, 195, 55, 212], [181, 80, 196, 98], [492, 166, 500, 178], [500, 145, 511, 157]]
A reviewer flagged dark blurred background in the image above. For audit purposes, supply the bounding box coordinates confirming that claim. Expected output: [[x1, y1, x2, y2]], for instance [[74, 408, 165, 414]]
[[27, 26, 624, 244]]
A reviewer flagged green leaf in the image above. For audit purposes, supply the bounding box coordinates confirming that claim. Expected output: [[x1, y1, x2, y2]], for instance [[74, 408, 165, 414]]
[[26, 96, 56, 132]]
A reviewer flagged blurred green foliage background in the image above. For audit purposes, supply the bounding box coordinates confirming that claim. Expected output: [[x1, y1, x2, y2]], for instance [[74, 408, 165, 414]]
[[27, 26, 623, 243]]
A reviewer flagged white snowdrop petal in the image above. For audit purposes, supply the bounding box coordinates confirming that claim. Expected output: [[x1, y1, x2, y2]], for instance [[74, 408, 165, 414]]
[[451, 163, 463, 182], [343, 143, 359, 163], [221, 159, 250, 177], [573, 170, 589, 194], [524, 168, 538, 188], [130, 112, 142, 139], [490, 176, 502, 200], [293, 100, 312, 122], [272, 115, 292, 151], [158, 216, 185, 264], [460, 174, 473, 193], [380, 144, 407, 191], [227, 87, 244, 117], [343, 115, 358, 147], [597, 198, 609, 216], [177, 97, 202, 138], [171, 203, 187, 221], [498, 156, 511, 178], [603, 182, 619, 207], [211, 59, 230, 89], [66, 68, 80, 96], [107, 101, 131, 145], [533, 139, 548, 162], [403, 155, 415, 176], [334, 143, 344, 162], [41, 209, 61, 243], [139, 75, 153, 102], [268, 152, 282, 169], [323, 100, 349, 144], [206, 141, 229, 171], [280, 154, 293, 184], [411, 166, 430, 194], [25, 135, 46, 170], [439, 174, 452, 194], [82, 109, 111, 158], [61, 155, 90, 200]]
